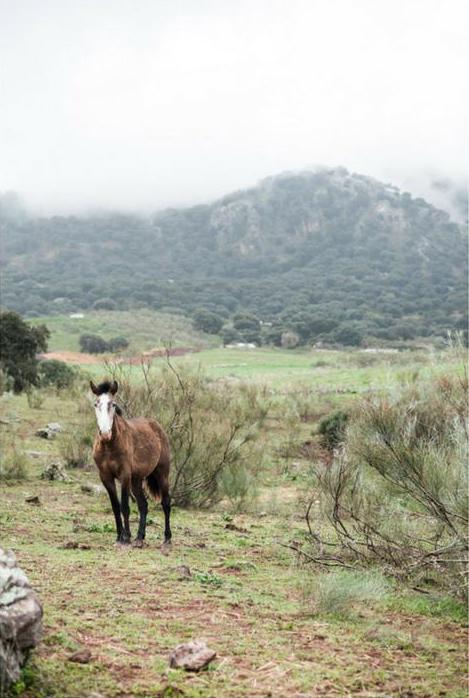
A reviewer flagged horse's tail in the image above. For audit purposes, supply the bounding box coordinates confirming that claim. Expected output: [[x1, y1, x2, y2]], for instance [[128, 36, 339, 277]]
[[145, 468, 161, 503]]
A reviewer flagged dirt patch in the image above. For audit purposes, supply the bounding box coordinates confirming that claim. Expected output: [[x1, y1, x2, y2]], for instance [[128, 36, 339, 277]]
[[40, 351, 101, 365]]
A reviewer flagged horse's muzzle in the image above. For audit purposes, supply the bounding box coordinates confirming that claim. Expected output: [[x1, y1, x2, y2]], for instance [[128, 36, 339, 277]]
[[100, 431, 112, 442]]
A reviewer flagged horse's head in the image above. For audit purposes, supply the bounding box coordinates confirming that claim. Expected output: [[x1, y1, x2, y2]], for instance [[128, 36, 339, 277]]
[[90, 380, 119, 441]]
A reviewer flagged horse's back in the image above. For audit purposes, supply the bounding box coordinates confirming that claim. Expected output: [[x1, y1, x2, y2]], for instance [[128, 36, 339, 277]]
[[127, 417, 170, 467]]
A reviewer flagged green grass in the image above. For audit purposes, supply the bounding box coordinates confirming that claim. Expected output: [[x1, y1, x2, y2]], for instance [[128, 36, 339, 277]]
[[29, 310, 219, 353], [1, 352, 467, 698]]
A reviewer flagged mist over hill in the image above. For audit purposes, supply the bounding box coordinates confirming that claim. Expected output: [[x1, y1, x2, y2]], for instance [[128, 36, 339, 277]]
[[1, 168, 467, 346]]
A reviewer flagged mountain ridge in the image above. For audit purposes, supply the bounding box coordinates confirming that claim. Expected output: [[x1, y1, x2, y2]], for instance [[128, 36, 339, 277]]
[[1, 167, 467, 345]]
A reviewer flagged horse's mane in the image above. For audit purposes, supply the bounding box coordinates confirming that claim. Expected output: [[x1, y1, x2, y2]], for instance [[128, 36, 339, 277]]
[[95, 381, 123, 415], [95, 381, 114, 395]]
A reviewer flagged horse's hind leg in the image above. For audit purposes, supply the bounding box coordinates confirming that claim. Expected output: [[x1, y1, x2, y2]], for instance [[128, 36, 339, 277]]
[[155, 465, 172, 543], [131, 476, 148, 547]]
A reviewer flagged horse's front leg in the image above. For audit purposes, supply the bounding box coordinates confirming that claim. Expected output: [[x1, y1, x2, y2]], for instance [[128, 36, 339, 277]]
[[120, 476, 132, 543], [100, 475, 125, 543]]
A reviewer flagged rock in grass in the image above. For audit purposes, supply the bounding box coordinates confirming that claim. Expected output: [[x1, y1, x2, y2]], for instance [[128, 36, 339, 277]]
[[40, 462, 70, 482], [25, 495, 40, 505], [80, 483, 104, 495], [68, 648, 92, 664], [169, 640, 216, 671], [0, 548, 43, 692], [35, 423, 63, 440], [175, 565, 191, 579]]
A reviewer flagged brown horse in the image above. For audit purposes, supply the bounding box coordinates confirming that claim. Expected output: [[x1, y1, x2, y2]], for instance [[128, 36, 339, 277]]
[[90, 380, 171, 546]]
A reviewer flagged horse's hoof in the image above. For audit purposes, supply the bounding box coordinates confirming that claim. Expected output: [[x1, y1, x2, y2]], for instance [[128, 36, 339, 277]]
[[116, 539, 131, 547], [132, 539, 144, 549]]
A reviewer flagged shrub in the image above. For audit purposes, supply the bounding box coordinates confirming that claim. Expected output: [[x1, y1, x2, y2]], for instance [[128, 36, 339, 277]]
[[222, 327, 242, 345], [39, 359, 77, 389], [79, 334, 109, 354], [308, 374, 469, 598], [106, 360, 270, 509], [92, 298, 117, 311], [318, 410, 349, 449], [58, 415, 95, 468], [108, 336, 129, 352], [233, 313, 261, 332], [26, 387, 44, 409], [0, 311, 50, 392], [0, 440, 28, 480], [281, 331, 300, 348], [192, 309, 223, 334]]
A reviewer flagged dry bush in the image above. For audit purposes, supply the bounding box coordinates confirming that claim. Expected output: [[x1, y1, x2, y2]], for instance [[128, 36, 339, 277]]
[[306, 372, 468, 598], [106, 358, 270, 509]]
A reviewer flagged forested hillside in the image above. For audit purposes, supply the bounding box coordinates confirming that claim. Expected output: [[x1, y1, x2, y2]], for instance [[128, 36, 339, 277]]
[[1, 168, 467, 345]]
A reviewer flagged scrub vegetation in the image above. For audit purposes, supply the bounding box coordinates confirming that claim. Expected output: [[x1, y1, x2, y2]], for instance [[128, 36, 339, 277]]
[[0, 336, 467, 697]]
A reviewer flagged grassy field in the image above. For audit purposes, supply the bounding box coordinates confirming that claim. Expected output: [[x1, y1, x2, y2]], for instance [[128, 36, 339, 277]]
[[81, 345, 462, 399], [1, 347, 467, 697], [29, 310, 219, 353]]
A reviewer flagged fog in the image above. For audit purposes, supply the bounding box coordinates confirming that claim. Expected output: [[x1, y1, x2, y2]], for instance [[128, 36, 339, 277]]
[[1, 0, 468, 215]]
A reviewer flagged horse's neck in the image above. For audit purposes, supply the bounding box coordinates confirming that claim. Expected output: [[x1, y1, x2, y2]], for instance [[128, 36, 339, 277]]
[[112, 413, 127, 442]]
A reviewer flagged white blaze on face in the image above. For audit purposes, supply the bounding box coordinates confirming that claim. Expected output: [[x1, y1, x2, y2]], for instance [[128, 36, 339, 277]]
[[94, 393, 115, 437]]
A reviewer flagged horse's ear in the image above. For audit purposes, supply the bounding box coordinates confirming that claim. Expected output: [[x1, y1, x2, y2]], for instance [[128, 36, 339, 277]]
[[110, 380, 118, 395], [90, 380, 99, 395]]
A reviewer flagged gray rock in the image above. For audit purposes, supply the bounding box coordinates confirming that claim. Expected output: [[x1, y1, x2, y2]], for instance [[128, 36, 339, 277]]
[[35, 427, 54, 439], [35, 423, 63, 440], [40, 462, 70, 482], [0, 548, 43, 693], [80, 483, 104, 496], [68, 648, 91, 663], [25, 495, 40, 505], [175, 565, 191, 579], [169, 640, 216, 671]]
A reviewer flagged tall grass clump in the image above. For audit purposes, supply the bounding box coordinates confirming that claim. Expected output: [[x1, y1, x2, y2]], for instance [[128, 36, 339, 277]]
[[106, 359, 270, 509], [304, 569, 391, 617], [0, 439, 29, 480], [307, 372, 468, 599]]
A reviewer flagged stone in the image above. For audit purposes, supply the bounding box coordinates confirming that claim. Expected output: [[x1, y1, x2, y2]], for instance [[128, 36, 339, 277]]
[[61, 542, 91, 550], [0, 548, 43, 692], [175, 565, 191, 579], [169, 640, 216, 671], [68, 648, 91, 663], [35, 423, 63, 440], [80, 483, 104, 496], [25, 495, 40, 505], [40, 462, 70, 482]]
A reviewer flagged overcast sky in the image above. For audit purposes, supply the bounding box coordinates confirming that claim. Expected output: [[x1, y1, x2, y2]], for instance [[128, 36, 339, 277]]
[[1, 0, 468, 214]]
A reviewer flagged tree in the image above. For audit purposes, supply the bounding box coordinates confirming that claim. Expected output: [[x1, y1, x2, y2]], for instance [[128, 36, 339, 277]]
[[222, 327, 241, 346], [192, 309, 223, 334], [92, 298, 118, 311], [38, 359, 76, 389], [108, 336, 129, 352], [233, 313, 261, 332], [79, 334, 109, 354], [0, 311, 49, 392]]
